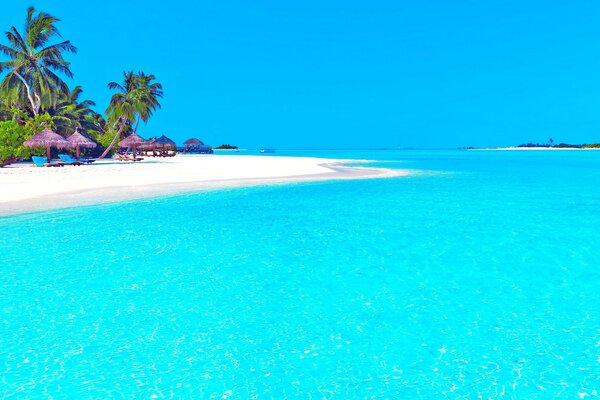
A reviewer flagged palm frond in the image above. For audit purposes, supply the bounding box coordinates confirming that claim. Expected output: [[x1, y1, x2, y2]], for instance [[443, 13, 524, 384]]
[[6, 28, 29, 54], [0, 43, 19, 58], [43, 58, 74, 79], [38, 40, 77, 56], [107, 81, 125, 91]]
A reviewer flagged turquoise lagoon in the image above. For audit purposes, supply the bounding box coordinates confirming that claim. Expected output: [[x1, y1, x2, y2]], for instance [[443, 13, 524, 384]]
[[1, 150, 599, 398]]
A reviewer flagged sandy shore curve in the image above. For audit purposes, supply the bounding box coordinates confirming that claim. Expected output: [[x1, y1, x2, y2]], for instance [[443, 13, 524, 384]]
[[0, 155, 409, 216]]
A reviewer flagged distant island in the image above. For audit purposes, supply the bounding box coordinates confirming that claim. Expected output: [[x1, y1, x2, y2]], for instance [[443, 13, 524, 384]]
[[466, 139, 600, 150], [215, 144, 239, 150], [515, 138, 600, 148], [517, 142, 600, 149]]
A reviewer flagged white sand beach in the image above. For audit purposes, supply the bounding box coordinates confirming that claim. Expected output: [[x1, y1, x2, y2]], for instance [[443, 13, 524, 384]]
[[0, 155, 408, 216]]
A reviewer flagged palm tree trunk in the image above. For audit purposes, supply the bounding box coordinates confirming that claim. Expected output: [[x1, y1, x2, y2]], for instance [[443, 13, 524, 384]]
[[98, 118, 127, 159], [13, 71, 39, 116], [133, 115, 141, 133]]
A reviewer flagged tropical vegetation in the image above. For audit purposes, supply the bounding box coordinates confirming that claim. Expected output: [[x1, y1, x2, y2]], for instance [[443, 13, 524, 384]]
[[0, 6, 162, 166], [98, 71, 163, 158], [517, 141, 600, 149], [215, 144, 239, 150], [0, 120, 32, 167]]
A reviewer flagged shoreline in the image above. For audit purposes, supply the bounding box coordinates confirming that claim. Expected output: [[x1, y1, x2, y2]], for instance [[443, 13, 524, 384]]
[[0, 155, 409, 217]]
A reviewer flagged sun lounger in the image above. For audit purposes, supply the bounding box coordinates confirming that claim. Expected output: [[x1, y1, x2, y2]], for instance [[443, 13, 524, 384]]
[[58, 154, 83, 166], [32, 156, 64, 167], [58, 154, 95, 164], [115, 153, 144, 162]]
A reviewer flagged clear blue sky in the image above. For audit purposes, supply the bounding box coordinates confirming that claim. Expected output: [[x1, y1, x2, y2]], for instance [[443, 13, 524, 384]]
[[3, 1, 600, 148]]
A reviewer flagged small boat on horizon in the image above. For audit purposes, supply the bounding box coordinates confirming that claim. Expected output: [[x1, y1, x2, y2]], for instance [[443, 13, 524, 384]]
[[260, 148, 275, 153]]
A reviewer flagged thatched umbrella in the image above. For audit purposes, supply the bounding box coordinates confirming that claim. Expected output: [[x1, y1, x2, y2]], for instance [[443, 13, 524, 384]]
[[139, 138, 156, 150], [23, 127, 71, 162], [118, 133, 146, 157], [154, 134, 177, 149], [67, 129, 97, 160], [140, 135, 176, 154]]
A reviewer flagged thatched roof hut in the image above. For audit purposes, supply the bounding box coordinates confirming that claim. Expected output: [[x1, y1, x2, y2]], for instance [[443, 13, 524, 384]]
[[184, 138, 204, 146]]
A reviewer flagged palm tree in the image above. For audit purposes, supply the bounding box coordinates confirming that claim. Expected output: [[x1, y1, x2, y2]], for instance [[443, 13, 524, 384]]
[[130, 72, 163, 133], [46, 85, 99, 135], [98, 71, 163, 158], [0, 7, 76, 116]]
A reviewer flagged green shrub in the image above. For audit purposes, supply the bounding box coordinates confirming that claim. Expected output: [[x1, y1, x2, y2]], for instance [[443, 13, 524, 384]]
[[0, 119, 32, 167]]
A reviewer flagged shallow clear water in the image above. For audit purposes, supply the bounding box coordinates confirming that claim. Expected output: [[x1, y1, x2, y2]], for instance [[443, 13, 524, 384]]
[[1, 150, 599, 398]]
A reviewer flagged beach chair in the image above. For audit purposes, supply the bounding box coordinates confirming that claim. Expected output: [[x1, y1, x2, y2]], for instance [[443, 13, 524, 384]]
[[115, 153, 131, 161], [79, 157, 95, 164], [58, 154, 83, 166], [59, 154, 95, 164], [31, 156, 64, 167], [115, 153, 144, 162]]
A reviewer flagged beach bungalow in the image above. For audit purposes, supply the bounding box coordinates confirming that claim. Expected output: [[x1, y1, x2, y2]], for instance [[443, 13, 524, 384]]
[[182, 138, 213, 154]]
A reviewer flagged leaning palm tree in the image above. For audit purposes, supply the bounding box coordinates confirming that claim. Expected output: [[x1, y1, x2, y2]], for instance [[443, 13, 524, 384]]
[[98, 71, 163, 158], [0, 7, 76, 116], [131, 72, 163, 133]]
